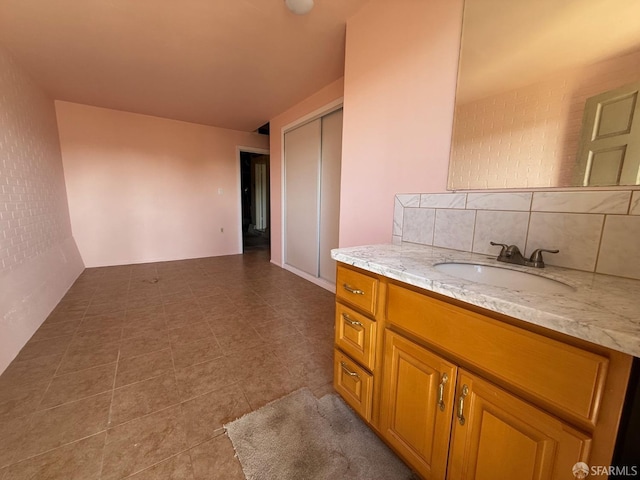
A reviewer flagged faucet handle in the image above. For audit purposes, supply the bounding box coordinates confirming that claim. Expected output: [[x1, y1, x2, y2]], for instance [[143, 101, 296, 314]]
[[490, 242, 511, 261], [490, 241, 509, 253], [528, 248, 559, 268]]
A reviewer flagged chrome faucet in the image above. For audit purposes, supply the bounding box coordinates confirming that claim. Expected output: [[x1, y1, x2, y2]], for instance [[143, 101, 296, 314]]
[[490, 242, 558, 268]]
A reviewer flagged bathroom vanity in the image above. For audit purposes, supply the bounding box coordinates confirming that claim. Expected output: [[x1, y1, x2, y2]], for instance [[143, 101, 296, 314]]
[[331, 243, 639, 479]]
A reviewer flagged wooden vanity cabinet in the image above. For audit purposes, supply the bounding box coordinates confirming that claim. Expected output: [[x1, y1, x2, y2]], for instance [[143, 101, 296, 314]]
[[379, 280, 630, 479], [332, 262, 632, 480]]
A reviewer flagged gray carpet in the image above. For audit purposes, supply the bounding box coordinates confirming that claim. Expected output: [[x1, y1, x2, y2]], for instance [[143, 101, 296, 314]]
[[224, 388, 418, 480]]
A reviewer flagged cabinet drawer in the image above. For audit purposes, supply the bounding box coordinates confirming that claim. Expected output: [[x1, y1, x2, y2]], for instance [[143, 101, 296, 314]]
[[336, 265, 378, 316], [387, 284, 608, 426], [334, 350, 374, 421], [335, 304, 377, 371]]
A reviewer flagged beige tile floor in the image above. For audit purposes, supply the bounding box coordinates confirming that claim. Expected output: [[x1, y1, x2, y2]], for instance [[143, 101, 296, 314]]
[[0, 250, 336, 479]]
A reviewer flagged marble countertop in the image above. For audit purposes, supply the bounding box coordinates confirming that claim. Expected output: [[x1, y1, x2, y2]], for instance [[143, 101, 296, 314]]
[[331, 243, 640, 358]]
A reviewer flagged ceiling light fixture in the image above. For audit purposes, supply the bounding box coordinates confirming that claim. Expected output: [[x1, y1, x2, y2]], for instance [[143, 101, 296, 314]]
[[285, 0, 314, 15]]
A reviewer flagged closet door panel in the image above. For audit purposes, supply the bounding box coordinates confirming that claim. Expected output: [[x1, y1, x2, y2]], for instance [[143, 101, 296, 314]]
[[284, 119, 321, 276], [319, 109, 343, 283]]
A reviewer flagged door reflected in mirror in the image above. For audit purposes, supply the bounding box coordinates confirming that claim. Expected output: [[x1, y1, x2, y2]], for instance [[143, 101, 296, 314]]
[[448, 0, 640, 190], [575, 82, 640, 186]]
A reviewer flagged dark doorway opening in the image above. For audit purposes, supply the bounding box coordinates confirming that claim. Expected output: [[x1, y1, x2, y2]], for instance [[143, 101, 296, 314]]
[[240, 151, 270, 252]]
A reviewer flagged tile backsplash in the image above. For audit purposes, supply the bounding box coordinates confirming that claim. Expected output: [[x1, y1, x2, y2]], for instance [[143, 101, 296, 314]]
[[393, 190, 640, 280]]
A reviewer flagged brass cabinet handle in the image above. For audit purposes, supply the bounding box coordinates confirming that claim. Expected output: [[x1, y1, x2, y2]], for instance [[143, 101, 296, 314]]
[[437, 373, 449, 412], [457, 384, 469, 425], [342, 313, 363, 328], [343, 283, 365, 295], [340, 361, 360, 380]]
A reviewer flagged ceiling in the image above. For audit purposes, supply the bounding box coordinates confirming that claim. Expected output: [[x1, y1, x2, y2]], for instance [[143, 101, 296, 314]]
[[457, 0, 640, 103], [0, 0, 369, 131]]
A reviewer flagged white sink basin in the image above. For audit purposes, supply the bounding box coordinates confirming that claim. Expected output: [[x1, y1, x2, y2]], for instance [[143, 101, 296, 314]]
[[434, 263, 575, 294]]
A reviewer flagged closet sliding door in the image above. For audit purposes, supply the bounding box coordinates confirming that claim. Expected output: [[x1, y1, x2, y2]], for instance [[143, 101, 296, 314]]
[[284, 118, 321, 276], [318, 109, 342, 284], [284, 108, 342, 286]]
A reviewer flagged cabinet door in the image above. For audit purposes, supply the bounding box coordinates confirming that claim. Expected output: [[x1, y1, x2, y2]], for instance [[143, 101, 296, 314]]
[[448, 370, 591, 480], [380, 330, 457, 479]]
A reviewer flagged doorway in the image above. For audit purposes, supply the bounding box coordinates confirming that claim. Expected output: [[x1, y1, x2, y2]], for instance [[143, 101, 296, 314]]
[[240, 150, 270, 252]]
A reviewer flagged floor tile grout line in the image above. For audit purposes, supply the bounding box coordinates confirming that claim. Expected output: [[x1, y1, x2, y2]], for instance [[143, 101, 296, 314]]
[[45, 358, 119, 380], [162, 285, 202, 480], [118, 445, 195, 480], [108, 391, 184, 430], [178, 379, 245, 405], [113, 368, 175, 391], [26, 388, 114, 417], [105, 350, 121, 427], [184, 442, 198, 479], [4, 430, 108, 470], [117, 344, 170, 363], [42, 307, 91, 400], [53, 349, 120, 379], [99, 401, 181, 430], [97, 426, 110, 480]]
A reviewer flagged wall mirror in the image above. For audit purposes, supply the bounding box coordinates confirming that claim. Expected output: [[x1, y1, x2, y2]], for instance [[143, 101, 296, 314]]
[[447, 0, 640, 190]]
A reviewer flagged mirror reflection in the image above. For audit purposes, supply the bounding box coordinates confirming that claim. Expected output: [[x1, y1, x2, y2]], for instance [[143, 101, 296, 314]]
[[448, 0, 640, 190]]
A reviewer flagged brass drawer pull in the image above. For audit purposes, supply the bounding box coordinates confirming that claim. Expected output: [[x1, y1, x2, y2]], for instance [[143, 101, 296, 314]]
[[340, 361, 360, 380], [343, 283, 365, 295], [342, 313, 363, 328], [457, 384, 469, 425], [437, 373, 449, 412]]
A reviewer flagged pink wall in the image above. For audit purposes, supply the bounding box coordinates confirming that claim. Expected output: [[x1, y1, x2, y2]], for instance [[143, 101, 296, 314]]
[[339, 0, 463, 247], [56, 102, 269, 267], [0, 48, 84, 374], [268, 78, 344, 266]]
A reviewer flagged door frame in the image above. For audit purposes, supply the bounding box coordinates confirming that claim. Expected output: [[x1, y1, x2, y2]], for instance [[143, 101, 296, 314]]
[[281, 98, 343, 292], [236, 145, 270, 254]]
